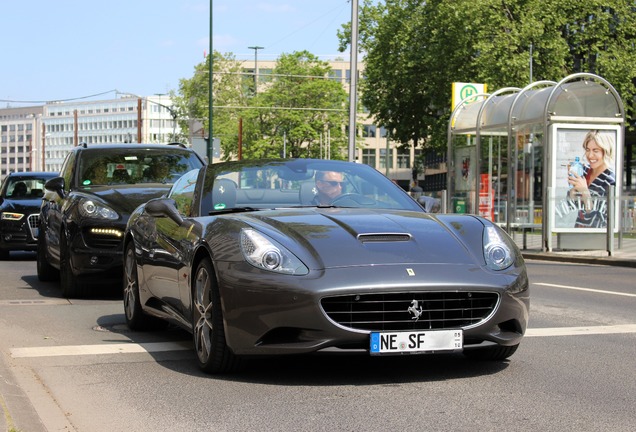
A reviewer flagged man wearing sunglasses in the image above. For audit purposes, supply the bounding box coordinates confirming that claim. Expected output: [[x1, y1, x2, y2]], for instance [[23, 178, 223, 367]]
[[313, 170, 345, 205]]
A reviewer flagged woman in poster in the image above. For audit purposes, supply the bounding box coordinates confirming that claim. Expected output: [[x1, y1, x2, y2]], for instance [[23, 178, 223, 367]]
[[567, 130, 616, 228]]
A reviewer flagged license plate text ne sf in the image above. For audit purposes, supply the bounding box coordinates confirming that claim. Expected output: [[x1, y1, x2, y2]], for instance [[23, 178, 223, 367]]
[[370, 330, 463, 355]]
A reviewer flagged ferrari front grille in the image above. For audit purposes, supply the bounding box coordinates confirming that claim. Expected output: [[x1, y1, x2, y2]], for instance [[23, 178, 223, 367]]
[[321, 291, 499, 332]]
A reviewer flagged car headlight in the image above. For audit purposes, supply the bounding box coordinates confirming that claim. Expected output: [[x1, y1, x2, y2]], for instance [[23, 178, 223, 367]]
[[79, 198, 119, 220], [1, 212, 24, 221], [483, 225, 515, 271], [240, 228, 309, 275]]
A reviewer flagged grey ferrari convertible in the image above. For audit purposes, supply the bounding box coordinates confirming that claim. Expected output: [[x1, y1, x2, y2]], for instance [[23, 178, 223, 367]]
[[123, 158, 529, 374]]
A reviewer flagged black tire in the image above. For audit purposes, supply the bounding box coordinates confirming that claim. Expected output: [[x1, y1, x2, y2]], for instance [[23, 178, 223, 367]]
[[37, 231, 59, 281], [192, 257, 241, 374], [463, 343, 519, 361], [0, 249, 10, 260], [123, 242, 166, 330], [59, 232, 85, 298]]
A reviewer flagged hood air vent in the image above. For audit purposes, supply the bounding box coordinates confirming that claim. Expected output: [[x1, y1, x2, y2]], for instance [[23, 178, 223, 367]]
[[357, 233, 411, 243]]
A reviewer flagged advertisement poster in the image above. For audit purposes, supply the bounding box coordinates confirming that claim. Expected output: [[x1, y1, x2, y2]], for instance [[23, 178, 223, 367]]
[[551, 125, 621, 232]]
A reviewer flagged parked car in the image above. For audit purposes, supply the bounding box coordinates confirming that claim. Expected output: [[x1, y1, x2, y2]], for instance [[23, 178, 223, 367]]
[[123, 158, 529, 374], [37, 143, 205, 297], [0, 171, 58, 259]]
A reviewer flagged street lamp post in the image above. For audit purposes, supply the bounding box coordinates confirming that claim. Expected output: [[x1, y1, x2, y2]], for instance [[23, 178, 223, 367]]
[[247, 46, 264, 94]]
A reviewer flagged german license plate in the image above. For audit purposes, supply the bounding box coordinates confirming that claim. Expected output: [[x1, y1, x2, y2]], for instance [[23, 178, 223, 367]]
[[370, 329, 462, 355]]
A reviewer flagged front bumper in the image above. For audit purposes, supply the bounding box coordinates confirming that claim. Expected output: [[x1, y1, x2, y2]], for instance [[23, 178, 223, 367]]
[[0, 214, 40, 252], [217, 262, 530, 356], [68, 224, 125, 277]]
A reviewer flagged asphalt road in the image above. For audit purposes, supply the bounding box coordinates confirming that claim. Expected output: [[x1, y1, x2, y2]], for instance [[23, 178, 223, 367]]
[[1, 252, 635, 432]]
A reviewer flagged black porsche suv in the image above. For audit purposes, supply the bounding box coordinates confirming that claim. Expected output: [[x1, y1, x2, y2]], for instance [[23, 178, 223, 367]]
[[37, 143, 205, 297]]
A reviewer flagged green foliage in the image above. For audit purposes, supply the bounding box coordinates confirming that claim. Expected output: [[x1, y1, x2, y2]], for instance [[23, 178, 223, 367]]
[[172, 51, 349, 161], [340, 0, 636, 154]]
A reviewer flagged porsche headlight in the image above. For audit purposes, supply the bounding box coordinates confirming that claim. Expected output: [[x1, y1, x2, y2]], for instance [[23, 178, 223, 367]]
[[240, 228, 308, 275], [483, 225, 515, 271], [79, 198, 119, 220], [1, 212, 24, 221]]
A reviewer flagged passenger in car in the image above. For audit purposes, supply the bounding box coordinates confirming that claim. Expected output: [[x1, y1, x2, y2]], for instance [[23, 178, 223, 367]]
[[12, 182, 27, 197]]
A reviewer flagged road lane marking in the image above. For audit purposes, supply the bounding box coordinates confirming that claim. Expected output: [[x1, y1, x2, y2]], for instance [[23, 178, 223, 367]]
[[526, 324, 636, 337], [0, 299, 71, 306], [9, 325, 636, 358], [533, 282, 636, 297], [10, 341, 191, 358]]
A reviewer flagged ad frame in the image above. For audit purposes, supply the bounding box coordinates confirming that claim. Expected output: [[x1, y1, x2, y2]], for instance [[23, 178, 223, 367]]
[[549, 123, 622, 233]]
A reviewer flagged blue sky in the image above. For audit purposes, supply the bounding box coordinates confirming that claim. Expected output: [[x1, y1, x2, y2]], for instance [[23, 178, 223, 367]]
[[1, 0, 355, 105]]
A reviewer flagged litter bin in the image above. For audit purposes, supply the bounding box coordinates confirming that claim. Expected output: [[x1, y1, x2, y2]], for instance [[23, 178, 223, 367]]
[[454, 198, 466, 214]]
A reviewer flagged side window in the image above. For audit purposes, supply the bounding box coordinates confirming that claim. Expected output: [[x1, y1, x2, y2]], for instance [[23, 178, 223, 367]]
[[59, 151, 77, 192], [170, 169, 199, 216]]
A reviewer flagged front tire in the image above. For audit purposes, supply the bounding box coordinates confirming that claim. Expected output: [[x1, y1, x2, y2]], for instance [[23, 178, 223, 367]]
[[59, 232, 85, 298], [192, 257, 241, 374], [37, 231, 59, 281], [123, 241, 165, 330]]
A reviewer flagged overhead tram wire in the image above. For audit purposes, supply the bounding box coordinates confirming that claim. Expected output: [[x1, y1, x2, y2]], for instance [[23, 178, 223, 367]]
[[0, 89, 118, 104], [259, 2, 350, 57]]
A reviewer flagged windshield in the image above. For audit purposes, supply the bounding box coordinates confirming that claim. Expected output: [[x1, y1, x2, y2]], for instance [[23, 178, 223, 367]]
[[78, 148, 203, 186], [200, 159, 422, 214], [3, 177, 51, 199]]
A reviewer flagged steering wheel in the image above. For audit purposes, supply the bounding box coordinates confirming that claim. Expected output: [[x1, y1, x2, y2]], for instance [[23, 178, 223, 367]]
[[330, 193, 376, 207]]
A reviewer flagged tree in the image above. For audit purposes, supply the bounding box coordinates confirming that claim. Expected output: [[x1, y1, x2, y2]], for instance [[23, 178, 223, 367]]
[[172, 51, 350, 161], [339, 0, 636, 155], [171, 51, 247, 159]]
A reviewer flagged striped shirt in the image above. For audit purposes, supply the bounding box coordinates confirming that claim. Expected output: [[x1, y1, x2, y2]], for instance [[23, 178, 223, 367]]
[[573, 165, 615, 228]]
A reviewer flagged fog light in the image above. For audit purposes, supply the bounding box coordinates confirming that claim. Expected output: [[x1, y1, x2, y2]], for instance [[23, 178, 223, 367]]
[[90, 256, 99, 265], [90, 228, 123, 237]]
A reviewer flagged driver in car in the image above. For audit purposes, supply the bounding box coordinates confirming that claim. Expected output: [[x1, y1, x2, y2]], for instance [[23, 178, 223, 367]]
[[313, 170, 345, 205]]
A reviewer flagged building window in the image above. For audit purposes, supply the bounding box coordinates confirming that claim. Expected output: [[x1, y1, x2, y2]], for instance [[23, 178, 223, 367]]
[[329, 70, 342, 82], [362, 124, 376, 138], [379, 148, 393, 169], [397, 148, 411, 169], [362, 149, 376, 168]]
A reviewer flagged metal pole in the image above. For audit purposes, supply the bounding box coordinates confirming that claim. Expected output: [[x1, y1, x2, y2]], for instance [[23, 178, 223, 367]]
[[248, 46, 264, 95], [607, 191, 614, 255], [347, 0, 359, 162], [208, 0, 214, 162]]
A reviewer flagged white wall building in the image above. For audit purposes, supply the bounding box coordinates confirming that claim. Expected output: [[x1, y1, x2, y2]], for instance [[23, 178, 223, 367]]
[[0, 106, 44, 177], [0, 95, 179, 178]]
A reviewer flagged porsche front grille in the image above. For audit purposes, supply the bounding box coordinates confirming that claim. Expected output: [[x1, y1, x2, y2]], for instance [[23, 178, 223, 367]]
[[321, 292, 499, 331]]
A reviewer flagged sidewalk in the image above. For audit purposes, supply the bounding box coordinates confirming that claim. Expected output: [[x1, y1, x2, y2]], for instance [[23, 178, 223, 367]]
[[515, 233, 636, 268]]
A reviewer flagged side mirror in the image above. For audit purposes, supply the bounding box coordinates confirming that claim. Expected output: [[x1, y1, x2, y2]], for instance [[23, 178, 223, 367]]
[[44, 177, 66, 199], [145, 198, 186, 226]]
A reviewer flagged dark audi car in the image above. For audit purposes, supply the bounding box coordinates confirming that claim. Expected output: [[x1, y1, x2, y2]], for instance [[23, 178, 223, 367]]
[[123, 158, 529, 374], [0, 171, 58, 259], [37, 143, 205, 297]]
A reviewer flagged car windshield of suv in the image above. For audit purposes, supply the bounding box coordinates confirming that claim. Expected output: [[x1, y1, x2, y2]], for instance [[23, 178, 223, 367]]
[[4, 178, 50, 199], [78, 148, 202, 186]]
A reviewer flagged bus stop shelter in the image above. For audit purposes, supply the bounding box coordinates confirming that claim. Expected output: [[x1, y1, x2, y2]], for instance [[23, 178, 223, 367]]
[[447, 73, 624, 251]]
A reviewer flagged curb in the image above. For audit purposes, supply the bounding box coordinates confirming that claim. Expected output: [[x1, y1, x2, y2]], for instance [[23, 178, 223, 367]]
[[522, 252, 636, 268]]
